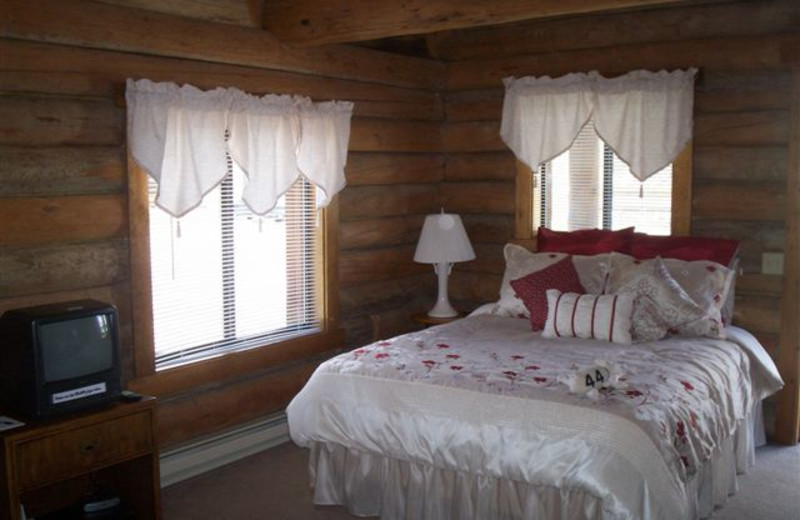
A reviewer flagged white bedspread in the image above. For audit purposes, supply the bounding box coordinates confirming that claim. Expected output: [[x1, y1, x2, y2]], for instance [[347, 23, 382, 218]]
[[287, 315, 783, 519]]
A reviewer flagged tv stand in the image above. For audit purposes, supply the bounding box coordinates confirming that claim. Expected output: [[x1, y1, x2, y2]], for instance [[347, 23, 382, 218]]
[[0, 397, 161, 520]]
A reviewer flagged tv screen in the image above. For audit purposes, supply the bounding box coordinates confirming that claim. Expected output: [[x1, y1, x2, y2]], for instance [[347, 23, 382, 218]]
[[38, 314, 115, 382]]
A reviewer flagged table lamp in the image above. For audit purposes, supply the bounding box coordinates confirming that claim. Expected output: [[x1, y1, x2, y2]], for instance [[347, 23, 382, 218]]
[[414, 211, 475, 318]]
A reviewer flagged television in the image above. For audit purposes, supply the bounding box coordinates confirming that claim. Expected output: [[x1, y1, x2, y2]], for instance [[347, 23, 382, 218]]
[[0, 299, 122, 419]]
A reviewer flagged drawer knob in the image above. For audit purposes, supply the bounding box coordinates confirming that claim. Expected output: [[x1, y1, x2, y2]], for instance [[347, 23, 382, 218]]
[[79, 440, 97, 453]]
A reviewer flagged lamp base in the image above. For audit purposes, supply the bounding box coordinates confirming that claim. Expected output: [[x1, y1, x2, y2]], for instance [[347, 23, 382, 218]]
[[427, 262, 458, 318]]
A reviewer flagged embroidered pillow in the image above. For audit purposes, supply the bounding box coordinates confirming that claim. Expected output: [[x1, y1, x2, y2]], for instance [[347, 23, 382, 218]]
[[572, 253, 611, 294], [606, 253, 730, 338], [542, 290, 635, 344], [537, 226, 635, 255], [494, 243, 566, 318], [510, 256, 585, 331], [611, 257, 709, 343]]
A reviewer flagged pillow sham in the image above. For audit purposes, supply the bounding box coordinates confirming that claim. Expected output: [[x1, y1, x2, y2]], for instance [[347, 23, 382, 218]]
[[611, 257, 709, 343], [631, 233, 740, 267], [494, 244, 567, 318], [542, 290, 634, 344], [510, 256, 585, 331], [606, 253, 729, 338], [537, 226, 635, 255]]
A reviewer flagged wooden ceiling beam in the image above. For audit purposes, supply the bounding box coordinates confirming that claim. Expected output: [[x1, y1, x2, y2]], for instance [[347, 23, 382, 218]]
[[1, 0, 444, 90], [94, 0, 264, 28], [261, 0, 724, 46]]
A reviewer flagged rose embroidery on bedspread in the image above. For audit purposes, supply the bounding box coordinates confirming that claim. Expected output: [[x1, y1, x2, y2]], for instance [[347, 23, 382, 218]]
[[329, 327, 751, 482]]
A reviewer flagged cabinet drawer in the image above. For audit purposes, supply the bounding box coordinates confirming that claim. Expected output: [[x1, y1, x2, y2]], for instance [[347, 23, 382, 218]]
[[14, 410, 153, 490]]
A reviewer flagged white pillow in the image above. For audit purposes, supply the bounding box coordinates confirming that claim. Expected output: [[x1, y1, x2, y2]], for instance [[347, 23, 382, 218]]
[[542, 290, 635, 344], [606, 253, 730, 338], [494, 244, 565, 318], [611, 257, 709, 343], [494, 244, 611, 317]]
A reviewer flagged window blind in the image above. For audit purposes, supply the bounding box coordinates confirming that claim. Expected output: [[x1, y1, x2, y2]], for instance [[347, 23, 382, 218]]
[[147, 165, 321, 370], [536, 123, 672, 235]]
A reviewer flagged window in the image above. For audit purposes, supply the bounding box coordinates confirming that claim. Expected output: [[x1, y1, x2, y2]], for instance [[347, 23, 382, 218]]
[[147, 166, 321, 370], [534, 122, 673, 235], [515, 126, 692, 242]]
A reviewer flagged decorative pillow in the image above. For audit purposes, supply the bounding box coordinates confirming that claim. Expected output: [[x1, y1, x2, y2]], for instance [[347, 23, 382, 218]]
[[631, 233, 740, 267], [537, 226, 635, 255], [606, 253, 730, 338], [494, 243, 567, 318], [572, 253, 611, 294], [542, 290, 635, 344], [510, 256, 585, 331], [611, 257, 709, 343], [721, 257, 740, 327]]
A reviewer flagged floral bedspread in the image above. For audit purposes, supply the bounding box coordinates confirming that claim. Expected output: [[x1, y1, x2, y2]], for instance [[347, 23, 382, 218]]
[[288, 314, 783, 519]]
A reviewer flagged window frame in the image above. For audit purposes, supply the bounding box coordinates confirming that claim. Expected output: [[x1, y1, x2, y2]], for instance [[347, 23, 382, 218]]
[[126, 154, 342, 397], [514, 142, 693, 245]]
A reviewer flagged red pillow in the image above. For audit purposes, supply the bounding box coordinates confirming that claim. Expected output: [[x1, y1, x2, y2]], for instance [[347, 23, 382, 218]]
[[510, 256, 585, 331], [537, 227, 635, 255], [631, 234, 740, 266]]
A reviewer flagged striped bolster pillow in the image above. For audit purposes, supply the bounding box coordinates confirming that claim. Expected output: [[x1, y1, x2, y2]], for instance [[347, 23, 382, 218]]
[[542, 289, 635, 344]]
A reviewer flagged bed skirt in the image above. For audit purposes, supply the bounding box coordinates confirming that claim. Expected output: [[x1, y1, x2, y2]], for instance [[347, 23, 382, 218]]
[[304, 401, 765, 520]]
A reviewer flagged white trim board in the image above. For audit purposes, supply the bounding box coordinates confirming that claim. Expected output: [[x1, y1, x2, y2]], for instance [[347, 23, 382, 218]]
[[159, 412, 290, 488]]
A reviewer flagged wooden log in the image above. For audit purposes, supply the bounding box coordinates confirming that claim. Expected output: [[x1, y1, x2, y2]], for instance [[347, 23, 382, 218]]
[[350, 119, 442, 153], [694, 111, 790, 147], [693, 183, 785, 222], [2, 0, 444, 90], [461, 214, 515, 244], [459, 243, 504, 275], [95, 0, 262, 28], [261, 0, 737, 47], [734, 295, 783, 334], [0, 95, 123, 146], [340, 215, 426, 250], [340, 273, 433, 315], [736, 274, 785, 297], [442, 121, 504, 152], [0, 283, 125, 319], [440, 181, 515, 215], [693, 146, 787, 184], [695, 89, 791, 113], [340, 245, 428, 284], [0, 40, 443, 122], [445, 89, 504, 122], [775, 65, 800, 444], [444, 152, 516, 181], [345, 153, 444, 186], [446, 35, 797, 91], [700, 68, 792, 93], [0, 240, 129, 297], [0, 194, 127, 247], [152, 361, 321, 448], [0, 145, 125, 196], [449, 270, 501, 304], [339, 184, 439, 220], [428, 0, 800, 61]]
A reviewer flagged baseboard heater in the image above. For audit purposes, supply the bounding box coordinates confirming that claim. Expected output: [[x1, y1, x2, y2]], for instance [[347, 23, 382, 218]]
[[159, 412, 289, 488]]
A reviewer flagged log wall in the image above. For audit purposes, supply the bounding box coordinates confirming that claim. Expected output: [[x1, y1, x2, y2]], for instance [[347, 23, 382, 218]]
[[0, 1, 441, 447], [437, 0, 799, 440]]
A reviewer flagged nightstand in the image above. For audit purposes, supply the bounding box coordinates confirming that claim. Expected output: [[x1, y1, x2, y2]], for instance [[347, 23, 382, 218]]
[[411, 312, 466, 328], [0, 397, 161, 520]]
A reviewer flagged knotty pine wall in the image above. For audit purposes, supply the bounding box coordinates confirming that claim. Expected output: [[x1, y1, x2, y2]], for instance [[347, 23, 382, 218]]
[[434, 0, 799, 438], [0, 0, 441, 446]]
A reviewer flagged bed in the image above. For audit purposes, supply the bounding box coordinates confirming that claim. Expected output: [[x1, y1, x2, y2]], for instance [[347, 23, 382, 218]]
[[287, 234, 784, 520]]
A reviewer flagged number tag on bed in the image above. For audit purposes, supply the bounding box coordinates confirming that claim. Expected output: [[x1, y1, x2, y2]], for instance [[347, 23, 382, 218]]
[[562, 361, 627, 399]]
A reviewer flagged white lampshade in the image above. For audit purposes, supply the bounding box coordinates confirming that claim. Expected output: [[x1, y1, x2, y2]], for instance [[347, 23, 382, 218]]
[[414, 213, 475, 264]]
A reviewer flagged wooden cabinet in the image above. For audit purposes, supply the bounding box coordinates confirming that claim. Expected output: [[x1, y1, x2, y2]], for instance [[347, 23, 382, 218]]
[[0, 398, 161, 520]]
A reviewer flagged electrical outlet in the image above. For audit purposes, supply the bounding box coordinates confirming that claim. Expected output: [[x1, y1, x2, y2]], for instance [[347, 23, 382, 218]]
[[762, 252, 784, 275]]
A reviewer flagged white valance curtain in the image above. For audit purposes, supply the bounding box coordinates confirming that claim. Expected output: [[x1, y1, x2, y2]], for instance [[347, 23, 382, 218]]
[[500, 69, 697, 181], [126, 78, 354, 217]]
